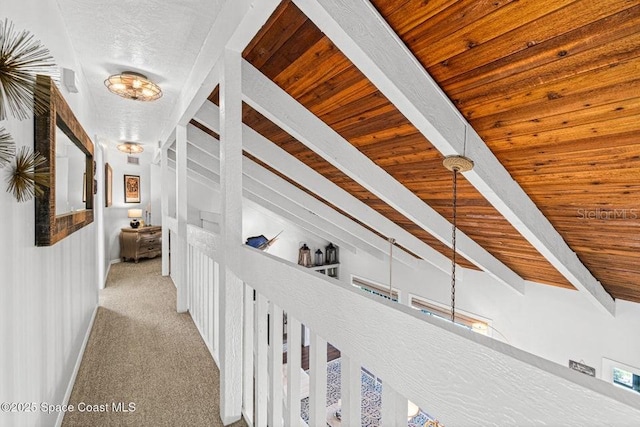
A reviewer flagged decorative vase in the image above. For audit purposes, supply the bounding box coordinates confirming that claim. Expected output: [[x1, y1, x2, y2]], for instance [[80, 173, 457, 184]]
[[130, 218, 140, 229], [298, 244, 312, 267]]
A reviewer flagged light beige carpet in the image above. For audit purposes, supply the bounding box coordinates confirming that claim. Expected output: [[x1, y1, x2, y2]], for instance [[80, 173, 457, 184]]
[[63, 258, 246, 427]]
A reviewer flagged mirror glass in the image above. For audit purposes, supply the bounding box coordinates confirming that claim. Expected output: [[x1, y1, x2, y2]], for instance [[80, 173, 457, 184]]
[[54, 126, 87, 215]]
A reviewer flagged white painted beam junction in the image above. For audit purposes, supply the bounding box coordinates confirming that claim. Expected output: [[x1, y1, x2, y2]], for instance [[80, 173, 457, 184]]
[[292, 0, 614, 315], [159, 0, 280, 146], [195, 101, 454, 275], [242, 61, 524, 295]]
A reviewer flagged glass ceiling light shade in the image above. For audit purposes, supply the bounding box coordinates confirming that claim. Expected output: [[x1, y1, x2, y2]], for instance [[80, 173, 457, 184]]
[[104, 71, 162, 101], [117, 142, 144, 155]]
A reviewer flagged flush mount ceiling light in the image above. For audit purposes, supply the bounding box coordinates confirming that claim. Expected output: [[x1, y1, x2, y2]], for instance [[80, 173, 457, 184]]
[[104, 71, 162, 101], [117, 142, 144, 155]]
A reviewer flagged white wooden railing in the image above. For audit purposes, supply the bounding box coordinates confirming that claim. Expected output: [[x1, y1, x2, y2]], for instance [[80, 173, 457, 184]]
[[187, 224, 221, 363], [173, 224, 640, 427]]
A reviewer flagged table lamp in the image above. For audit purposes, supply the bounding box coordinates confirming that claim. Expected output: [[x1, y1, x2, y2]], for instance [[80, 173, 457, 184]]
[[128, 208, 142, 228]]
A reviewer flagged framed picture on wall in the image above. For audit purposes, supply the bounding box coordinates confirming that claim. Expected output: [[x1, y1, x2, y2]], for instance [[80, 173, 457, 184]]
[[124, 174, 140, 203], [105, 163, 113, 207]]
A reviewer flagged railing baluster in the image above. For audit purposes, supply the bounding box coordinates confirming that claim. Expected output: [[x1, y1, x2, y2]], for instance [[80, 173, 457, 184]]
[[213, 261, 220, 359], [255, 293, 269, 427], [193, 249, 198, 325], [198, 250, 203, 330], [309, 332, 327, 427], [207, 258, 215, 348], [196, 248, 199, 320], [341, 355, 361, 427], [187, 245, 192, 312], [269, 302, 284, 427], [382, 380, 409, 426], [285, 315, 302, 427], [192, 247, 196, 320], [243, 283, 255, 425]]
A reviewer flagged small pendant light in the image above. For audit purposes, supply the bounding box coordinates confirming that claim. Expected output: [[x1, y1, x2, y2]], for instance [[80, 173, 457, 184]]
[[442, 127, 474, 323]]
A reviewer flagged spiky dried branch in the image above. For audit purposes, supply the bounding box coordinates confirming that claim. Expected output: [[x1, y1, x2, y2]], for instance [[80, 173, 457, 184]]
[[0, 19, 57, 121], [0, 126, 15, 168], [6, 146, 49, 202]]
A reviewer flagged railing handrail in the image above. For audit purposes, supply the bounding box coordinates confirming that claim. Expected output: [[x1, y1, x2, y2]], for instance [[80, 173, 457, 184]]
[[187, 223, 220, 260], [238, 244, 640, 426], [164, 216, 178, 233], [181, 224, 640, 425]]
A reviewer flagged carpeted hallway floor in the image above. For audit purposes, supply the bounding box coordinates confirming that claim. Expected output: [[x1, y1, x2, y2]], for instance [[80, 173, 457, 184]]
[[63, 258, 246, 427]]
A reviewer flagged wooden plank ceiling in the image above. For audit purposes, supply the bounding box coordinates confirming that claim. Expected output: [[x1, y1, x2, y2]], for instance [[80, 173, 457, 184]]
[[204, 0, 640, 302]]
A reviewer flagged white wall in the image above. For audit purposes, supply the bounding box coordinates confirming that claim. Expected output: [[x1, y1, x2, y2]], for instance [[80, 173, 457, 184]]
[[448, 270, 640, 381], [103, 149, 154, 264], [341, 235, 640, 384], [243, 199, 331, 266], [0, 2, 98, 426], [339, 229, 640, 383]]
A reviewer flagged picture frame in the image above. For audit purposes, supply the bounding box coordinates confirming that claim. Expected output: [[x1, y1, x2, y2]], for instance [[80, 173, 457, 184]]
[[124, 174, 140, 203], [105, 163, 113, 207]]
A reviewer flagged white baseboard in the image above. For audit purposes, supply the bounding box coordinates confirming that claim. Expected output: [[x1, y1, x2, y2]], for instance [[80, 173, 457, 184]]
[[55, 306, 98, 427], [103, 259, 121, 287]]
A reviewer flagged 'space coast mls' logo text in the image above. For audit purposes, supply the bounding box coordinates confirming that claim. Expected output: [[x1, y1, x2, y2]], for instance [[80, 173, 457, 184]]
[[36, 401, 136, 414], [577, 208, 638, 220]]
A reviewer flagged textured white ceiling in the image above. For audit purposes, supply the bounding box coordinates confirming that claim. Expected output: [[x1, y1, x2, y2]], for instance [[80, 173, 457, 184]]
[[56, 0, 223, 150]]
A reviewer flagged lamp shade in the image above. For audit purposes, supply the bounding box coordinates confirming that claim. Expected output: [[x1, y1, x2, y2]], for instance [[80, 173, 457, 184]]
[[128, 208, 142, 218]]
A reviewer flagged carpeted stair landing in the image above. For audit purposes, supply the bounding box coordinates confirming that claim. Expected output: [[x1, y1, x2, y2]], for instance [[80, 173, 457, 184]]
[[63, 258, 246, 427]]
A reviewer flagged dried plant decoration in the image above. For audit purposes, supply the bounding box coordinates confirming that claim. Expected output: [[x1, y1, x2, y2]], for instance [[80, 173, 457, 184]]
[[0, 126, 15, 168], [6, 146, 49, 202], [0, 19, 57, 121]]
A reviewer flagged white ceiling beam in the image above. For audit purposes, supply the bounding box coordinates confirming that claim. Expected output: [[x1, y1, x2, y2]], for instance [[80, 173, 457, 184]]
[[242, 61, 524, 295], [185, 124, 426, 267], [168, 155, 356, 253], [159, 0, 281, 147], [292, 0, 614, 316], [195, 100, 454, 275], [185, 141, 217, 172], [168, 152, 364, 256], [169, 139, 394, 262], [244, 189, 358, 257], [243, 177, 358, 257], [244, 159, 409, 264], [167, 150, 219, 186]]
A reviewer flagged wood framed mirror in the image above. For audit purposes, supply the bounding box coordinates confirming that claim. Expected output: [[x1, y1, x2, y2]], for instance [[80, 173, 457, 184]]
[[34, 75, 94, 246]]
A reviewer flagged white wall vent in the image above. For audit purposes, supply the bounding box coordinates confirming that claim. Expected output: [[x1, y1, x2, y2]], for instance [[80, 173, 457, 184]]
[[127, 156, 140, 165], [62, 68, 79, 93]]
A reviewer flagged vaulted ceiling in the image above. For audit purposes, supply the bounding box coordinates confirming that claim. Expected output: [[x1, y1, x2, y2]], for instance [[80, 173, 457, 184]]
[[198, 0, 640, 302]]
